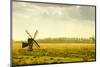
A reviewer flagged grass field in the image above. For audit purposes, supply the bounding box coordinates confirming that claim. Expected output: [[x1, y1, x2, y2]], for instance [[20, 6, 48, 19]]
[[12, 42, 96, 65]]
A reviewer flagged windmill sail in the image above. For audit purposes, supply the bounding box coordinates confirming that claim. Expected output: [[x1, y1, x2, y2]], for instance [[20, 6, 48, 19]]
[[22, 42, 28, 48], [33, 30, 38, 39], [33, 39, 40, 48], [25, 30, 32, 38]]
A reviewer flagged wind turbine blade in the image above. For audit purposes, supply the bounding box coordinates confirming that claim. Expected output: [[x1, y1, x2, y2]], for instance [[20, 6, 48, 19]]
[[25, 30, 32, 38], [33, 30, 38, 39], [33, 40, 40, 48]]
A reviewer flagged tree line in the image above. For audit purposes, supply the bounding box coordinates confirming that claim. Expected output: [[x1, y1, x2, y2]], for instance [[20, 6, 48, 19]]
[[37, 37, 95, 43]]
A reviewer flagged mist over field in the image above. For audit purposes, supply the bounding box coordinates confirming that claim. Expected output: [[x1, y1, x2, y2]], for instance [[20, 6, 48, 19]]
[[13, 37, 95, 43]]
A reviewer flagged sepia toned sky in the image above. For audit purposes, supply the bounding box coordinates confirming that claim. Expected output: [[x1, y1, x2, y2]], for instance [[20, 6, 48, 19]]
[[13, 1, 95, 41]]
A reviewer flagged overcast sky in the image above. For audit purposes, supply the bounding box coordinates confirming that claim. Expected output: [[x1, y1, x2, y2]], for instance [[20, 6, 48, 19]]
[[13, 1, 95, 41]]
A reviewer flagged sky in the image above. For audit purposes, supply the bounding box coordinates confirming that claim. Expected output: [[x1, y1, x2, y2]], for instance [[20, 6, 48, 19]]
[[13, 1, 95, 41]]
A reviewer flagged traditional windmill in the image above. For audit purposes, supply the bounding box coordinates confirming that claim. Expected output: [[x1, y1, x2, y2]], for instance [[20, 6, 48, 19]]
[[22, 30, 40, 51]]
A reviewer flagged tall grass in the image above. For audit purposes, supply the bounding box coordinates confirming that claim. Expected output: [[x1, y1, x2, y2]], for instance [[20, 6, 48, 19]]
[[12, 42, 95, 65]]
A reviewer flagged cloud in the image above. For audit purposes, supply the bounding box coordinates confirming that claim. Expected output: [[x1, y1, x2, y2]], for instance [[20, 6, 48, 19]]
[[79, 6, 95, 21], [13, 2, 95, 22]]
